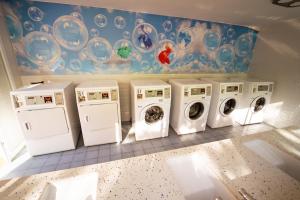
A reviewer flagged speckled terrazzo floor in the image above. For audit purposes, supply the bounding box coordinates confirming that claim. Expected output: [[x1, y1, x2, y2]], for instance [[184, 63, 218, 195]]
[[1, 126, 299, 200], [2, 122, 273, 180]]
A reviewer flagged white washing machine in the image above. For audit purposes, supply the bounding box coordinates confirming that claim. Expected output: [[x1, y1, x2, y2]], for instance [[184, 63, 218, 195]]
[[204, 78, 244, 128], [10, 82, 80, 156], [76, 81, 122, 146], [235, 80, 274, 125], [131, 80, 171, 141], [169, 79, 212, 135]]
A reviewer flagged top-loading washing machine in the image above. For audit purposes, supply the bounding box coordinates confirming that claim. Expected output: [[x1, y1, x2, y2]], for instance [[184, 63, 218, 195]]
[[131, 80, 171, 141], [76, 80, 122, 146], [235, 80, 274, 125], [169, 79, 212, 135], [204, 78, 244, 128], [10, 82, 80, 156]]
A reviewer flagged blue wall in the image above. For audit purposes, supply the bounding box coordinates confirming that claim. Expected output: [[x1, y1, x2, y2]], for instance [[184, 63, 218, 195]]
[[4, 0, 258, 75]]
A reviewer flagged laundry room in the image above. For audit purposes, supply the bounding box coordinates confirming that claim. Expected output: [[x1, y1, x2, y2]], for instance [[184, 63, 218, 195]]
[[0, 0, 299, 199]]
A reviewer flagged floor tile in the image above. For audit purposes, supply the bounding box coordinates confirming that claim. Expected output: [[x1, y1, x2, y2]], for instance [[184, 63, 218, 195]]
[[84, 158, 98, 165], [86, 151, 98, 160], [70, 161, 84, 168]]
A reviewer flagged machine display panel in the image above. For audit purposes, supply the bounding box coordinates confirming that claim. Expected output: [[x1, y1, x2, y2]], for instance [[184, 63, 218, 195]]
[[145, 90, 163, 97], [226, 86, 239, 92], [258, 85, 269, 92], [25, 95, 53, 105], [191, 88, 205, 95]]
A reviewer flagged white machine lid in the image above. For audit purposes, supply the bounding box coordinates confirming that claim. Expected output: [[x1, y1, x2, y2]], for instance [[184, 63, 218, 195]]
[[243, 79, 274, 84], [12, 82, 71, 93], [131, 80, 169, 87], [76, 80, 118, 89], [169, 79, 210, 86], [202, 77, 244, 84]]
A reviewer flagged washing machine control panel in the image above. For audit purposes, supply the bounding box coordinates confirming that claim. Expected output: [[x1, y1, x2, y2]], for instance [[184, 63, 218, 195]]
[[184, 86, 211, 97], [220, 84, 243, 95], [77, 89, 118, 102], [252, 84, 273, 94], [12, 93, 64, 108], [137, 87, 170, 100]]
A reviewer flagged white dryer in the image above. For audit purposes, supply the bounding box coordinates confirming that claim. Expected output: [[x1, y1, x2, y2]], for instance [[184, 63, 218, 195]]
[[131, 80, 171, 141], [204, 78, 244, 128], [169, 79, 212, 135], [235, 80, 274, 125], [10, 82, 80, 156], [76, 81, 122, 146]]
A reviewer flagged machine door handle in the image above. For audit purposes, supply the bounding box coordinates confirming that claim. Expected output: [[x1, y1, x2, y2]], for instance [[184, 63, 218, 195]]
[[24, 122, 31, 131], [85, 115, 89, 122]]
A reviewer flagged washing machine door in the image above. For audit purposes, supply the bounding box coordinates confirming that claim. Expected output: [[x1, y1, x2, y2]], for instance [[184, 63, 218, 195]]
[[141, 104, 164, 124], [17, 107, 69, 139], [219, 98, 237, 116], [250, 96, 266, 112], [185, 101, 205, 121]]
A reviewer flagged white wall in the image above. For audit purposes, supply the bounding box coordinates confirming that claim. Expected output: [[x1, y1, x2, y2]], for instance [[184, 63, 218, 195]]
[[0, 52, 24, 160], [249, 20, 300, 128]]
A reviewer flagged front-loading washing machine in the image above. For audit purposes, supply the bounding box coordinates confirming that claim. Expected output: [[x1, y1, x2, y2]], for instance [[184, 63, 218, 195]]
[[131, 80, 171, 141], [204, 78, 244, 128], [169, 79, 212, 135], [10, 82, 80, 156], [76, 80, 122, 146], [235, 80, 274, 125]]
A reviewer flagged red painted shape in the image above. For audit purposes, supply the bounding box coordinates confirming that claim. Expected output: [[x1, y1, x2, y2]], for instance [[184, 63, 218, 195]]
[[158, 46, 172, 64]]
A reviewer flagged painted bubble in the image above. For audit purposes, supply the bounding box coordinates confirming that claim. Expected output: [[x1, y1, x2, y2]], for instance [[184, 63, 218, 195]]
[[155, 39, 177, 65], [90, 28, 100, 38], [114, 16, 126, 29], [132, 23, 158, 53], [61, 51, 68, 59], [94, 14, 107, 28], [159, 33, 166, 41], [199, 54, 209, 66], [122, 31, 130, 39], [203, 30, 221, 51], [135, 18, 144, 26], [227, 28, 235, 38], [216, 44, 235, 67], [53, 15, 89, 51], [235, 33, 253, 57], [40, 24, 53, 33], [69, 59, 82, 71], [184, 53, 194, 64], [5, 15, 23, 42], [24, 31, 61, 65], [141, 60, 150, 68], [70, 12, 83, 21], [52, 57, 65, 71], [162, 20, 172, 32], [86, 37, 112, 63], [79, 48, 89, 61], [169, 32, 176, 41], [28, 6, 44, 22], [177, 28, 193, 50], [23, 21, 34, 31], [113, 39, 133, 60]]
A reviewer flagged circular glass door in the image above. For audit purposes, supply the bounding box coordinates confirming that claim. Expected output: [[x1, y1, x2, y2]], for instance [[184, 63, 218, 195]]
[[223, 98, 236, 115], [188, 102, 204, 120], [253, 97, 266, 112], [144, 106, 164, 124]]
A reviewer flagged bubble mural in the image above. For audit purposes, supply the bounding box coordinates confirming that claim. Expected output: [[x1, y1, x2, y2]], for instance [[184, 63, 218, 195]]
[[3, 0, 258, 75]]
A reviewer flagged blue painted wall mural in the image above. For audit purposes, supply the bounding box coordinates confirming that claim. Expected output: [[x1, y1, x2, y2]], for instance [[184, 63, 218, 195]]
[[3, 0, 258, 75]]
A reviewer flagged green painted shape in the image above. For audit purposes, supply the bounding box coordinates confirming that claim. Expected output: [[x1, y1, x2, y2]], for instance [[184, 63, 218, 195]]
[[117, 46, 132, 59]]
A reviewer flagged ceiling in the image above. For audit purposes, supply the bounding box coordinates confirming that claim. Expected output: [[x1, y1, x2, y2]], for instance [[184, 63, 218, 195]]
[[39, 0, 300, 30]]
